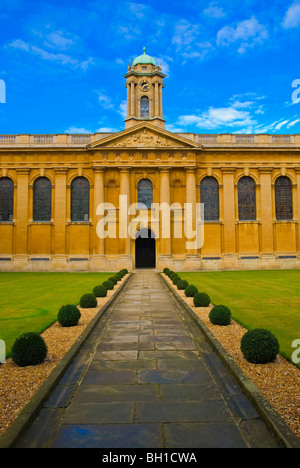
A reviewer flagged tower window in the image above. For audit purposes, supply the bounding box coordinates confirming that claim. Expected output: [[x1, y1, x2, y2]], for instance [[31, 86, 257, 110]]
[[140, 96, 149, 118]]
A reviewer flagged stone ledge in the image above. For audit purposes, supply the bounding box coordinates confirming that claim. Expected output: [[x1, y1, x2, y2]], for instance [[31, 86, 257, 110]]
[[0, 273, 132, 448], [159, 272, 300, 449]]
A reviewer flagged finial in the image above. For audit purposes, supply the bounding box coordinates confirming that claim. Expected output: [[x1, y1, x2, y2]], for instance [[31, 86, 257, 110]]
[[143, 46, 146, 54]]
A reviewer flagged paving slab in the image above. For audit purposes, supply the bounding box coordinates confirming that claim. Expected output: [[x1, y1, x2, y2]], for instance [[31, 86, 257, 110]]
[[14, 270, 285, 448]]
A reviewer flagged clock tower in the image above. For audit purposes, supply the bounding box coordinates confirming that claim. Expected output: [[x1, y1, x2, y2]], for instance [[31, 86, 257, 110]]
[[124, 47, 166, 129]]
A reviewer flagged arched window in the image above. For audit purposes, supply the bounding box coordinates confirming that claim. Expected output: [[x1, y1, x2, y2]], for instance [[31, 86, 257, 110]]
[[33, 177, 52, 222], [138, 179, 153, 209], [275, 176, 293, 220], [0, 177, 14, 222], [71, 177, 90, 222], [140, 96, 149, 118], [238, 176, 256, 221], [200, 177, 219, 221]]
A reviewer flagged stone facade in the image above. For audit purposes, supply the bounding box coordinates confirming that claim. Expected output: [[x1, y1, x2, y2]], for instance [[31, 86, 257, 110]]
[[0, 51, 300, 272]]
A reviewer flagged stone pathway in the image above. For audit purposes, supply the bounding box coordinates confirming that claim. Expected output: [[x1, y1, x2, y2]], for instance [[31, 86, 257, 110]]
[[16, 271, 281, 448]]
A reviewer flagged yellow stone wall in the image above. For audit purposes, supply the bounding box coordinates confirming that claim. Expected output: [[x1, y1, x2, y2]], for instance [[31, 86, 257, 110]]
[[0, 130, 300, 271]]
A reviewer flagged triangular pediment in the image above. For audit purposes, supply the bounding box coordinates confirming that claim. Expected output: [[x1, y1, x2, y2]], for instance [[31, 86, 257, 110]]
[[87, 123, 201, 149]]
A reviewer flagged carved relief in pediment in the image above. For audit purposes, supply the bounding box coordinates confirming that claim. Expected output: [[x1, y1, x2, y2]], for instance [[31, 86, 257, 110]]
[[111, 130, 180, 148]]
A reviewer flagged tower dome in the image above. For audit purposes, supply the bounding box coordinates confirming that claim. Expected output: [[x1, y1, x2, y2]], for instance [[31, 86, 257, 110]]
[[132, 47, 157, 67]]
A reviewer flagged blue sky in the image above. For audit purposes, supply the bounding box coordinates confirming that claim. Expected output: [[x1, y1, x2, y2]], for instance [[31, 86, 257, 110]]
[[0, 0, 300, 135]]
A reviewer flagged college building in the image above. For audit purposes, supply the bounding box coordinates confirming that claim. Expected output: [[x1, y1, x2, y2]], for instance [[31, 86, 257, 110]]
[[0, 48, 300, 272]]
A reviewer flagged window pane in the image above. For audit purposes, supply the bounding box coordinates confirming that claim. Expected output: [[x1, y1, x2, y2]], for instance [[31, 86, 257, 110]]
[[0, 177, 14, 222], [140, 96, 149, 118], [238, 176, 256, 221], [200, 177, 219, 221], [71, 177, 90, 221], [275, 176, 293, 220], [33, 177, 52, 221], [138, 179, 153, 208]]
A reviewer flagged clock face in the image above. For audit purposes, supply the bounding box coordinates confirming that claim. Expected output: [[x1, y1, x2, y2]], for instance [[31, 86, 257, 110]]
[[140, 80, 150, 92]]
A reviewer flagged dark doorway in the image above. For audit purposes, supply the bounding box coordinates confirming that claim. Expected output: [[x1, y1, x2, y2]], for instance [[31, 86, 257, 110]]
[[135, 228, 156, 268]]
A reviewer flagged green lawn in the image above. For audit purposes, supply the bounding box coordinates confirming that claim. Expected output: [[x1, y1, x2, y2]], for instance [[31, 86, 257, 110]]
[[0, 272, 114, 357], [179, 270, 300, 367]]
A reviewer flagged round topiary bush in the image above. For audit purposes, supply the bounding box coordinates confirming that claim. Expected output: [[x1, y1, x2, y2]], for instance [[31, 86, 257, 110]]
[[169, 272, 177, 280], [241, 328, 280, 364], [163, 268, 170, 275], [102, 280, 114, 290], [58, 304, 81, 327], [93, 285, 107, 298], [193, 292, 211, 308], [115, 273, 123, 281], [172, 275, 181, 285], [11, 332, 47, 367], [209, 305, 231, 326], [177, 280, 189, 290], [108, 276, 118, 285], [184, 285, 198, 297], [121, 269, 128, 275], [79, 293, 98, 309]]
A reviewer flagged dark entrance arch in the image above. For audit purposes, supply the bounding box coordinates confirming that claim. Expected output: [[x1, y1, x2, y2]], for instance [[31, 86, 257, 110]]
[[135, 228, 156, 268]]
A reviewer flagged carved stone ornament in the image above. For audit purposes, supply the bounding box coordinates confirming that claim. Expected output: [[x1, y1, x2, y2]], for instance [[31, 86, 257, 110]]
[[112, 130, 176, 148]]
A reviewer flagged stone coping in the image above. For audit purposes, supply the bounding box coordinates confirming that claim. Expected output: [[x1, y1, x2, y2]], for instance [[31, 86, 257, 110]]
[[159, 272, 300, 449], [0, 273, 132, 449]]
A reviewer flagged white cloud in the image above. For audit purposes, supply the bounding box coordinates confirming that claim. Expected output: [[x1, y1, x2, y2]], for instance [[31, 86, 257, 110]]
[[178, 106, 256, 130], [217, 17, 268, 53], [203, 3, 226, 18], [282, 3, 300, 28], [8, 39, 94, 70], [172, 20, 199, 49], [118, 100, 127, 119], [98, 92, 114, 110], [287, 118, 300, 127], [65, 127, 91, 134]]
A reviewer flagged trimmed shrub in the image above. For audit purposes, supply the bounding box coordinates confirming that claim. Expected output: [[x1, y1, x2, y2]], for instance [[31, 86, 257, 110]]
[[241, 329, 280, 364], [115, 273, 123, 281], [168, 270, 174, 277], [79, 293, 98, 309], [58, 304, 81, 327], [120, 269, 128, 275], [169, 272, 177, 280], [193, 292, 211, 308], [93, 285, 107, 298], [109, 276, 118, 285], [163, 268, 170, 275], [103, 280, 114, 290], [209, 305, 231, 326], [172, 275, 181, 285], [11, 332, 47, 367], [177, 280, 189, 290], [184, 285, 198, 297]]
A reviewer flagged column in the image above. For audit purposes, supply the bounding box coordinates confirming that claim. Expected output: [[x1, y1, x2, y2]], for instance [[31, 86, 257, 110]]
[[126, 83, 131, 118], [92, 168, 105, 257], [119, 169, 132, 268], [15, 168, 30, 262], [130, 82, 135, 117], [159, 167, 172, 260], [154, 81, 159, 116], [185, 168, 200, 268], [222, 168, 237, 259], [53, 167, 68, 267], [296, 168, 300, 255], [259, 168, 275, 257]]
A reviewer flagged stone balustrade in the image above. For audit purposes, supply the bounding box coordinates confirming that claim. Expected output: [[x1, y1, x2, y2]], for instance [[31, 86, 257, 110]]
[[0, 132, 299, 147]]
